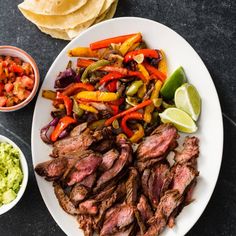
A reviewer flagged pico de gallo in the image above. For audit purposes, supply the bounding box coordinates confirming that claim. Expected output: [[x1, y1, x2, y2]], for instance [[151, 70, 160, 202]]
[[0, 55, 35, 107], [41, 32, 169, 144]]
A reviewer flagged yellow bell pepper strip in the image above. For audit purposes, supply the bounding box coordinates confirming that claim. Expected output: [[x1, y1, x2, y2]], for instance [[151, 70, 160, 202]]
[[68, 47, 98, 57], [50, 116, 77, 142], [137, 64, 150, 81], [128, 42, 141, 52], [89, 119, 106, 130], [42, 90, 57, 100], [90, 33, 139, 50], [121, 112, 143, 137], [144, 80, 162, 123], [137, 84, 147, 99], [77, 58, 94, 68], [56, 92, 73, 116], [124, 49, 159, 63], [126, 80, 143, 96], [79, 103, 98, 114], [143, 62, 166, 82], [81, 59, 110, 83], [105, 99, 152, 126], [158, 50, 168, 76], [76, 91, 119, 102], [125, 97, 138, 107], [62, 83, 95, 96], [130, 123, 145, 143], [119, 33, 142, 56]]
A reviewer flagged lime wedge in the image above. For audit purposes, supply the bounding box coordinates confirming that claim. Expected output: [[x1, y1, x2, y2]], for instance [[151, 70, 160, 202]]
[[159, 107, 197, 133], [174, 83, 201, 121], [160, 66, 187, 100]]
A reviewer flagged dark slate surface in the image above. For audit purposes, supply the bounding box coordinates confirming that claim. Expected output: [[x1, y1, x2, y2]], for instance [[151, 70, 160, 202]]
[[0, 0, 235, 235]]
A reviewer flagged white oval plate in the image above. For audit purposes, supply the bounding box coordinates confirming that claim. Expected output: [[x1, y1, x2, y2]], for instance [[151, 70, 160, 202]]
[[32, 17, 223, 236]]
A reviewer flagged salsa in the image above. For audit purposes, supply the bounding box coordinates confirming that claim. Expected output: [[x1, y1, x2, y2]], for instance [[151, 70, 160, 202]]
[[0, 55, 35, 107]]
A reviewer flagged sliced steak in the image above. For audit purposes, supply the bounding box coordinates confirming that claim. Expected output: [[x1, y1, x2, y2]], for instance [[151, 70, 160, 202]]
[[137, 156, 165, 172], [141, 169, 151, 197], [92, 139, 114, 153], [148, 163, 170, 207], [77, 214, 94, 236], [70, 184, 89, 206], [137, 195, 153, 223], [145, 190, 183, 236], [126, 167, 139, 205], [100, 205, 135, 236], [137, 124, 178, 161], [78, 199, 98, 215], [54, 182, 79, 215], [94, 135, 132, 191], [171, 164, 198, 195], [174, 136, 199, 164], [99, 149, 119, 171], [70, 122, 88, 137], [79, 172, 97, 189], [67, 152, 102, 186], [113, 224, 134, 236]]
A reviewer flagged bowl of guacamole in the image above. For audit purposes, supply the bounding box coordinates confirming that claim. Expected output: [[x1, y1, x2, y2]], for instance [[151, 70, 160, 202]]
[[0, 135, 28, 215]]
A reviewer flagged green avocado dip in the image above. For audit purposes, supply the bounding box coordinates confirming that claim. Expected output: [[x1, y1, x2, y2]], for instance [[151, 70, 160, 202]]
[[0, 142, 23, 206]]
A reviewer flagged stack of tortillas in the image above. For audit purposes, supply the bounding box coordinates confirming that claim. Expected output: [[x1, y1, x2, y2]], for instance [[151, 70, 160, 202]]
[[18, 0, 118, 40]]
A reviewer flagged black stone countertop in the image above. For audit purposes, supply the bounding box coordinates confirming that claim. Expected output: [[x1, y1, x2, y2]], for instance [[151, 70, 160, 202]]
[[0, 0, 235, 235]]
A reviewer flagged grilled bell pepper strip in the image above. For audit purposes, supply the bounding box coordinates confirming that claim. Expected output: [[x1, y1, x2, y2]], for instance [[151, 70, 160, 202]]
[[62, 83, 94, 96], [143, 62, 167, 81], [126, 80, 143, 96], [144, 80, 162, 123], [77, 58, 94, 68], [158, 50, 168, 76], [106, 80, 117, 92], [137, 84, 147, 99], [119, 33, 142, 56], [137, 64, 150, 81], [99, 72, 123, 85], [121, 112, 143, 137], [107, 97, 124, 106], [50, 116, 76, 142], [68, 47, 98, 57], [72, 98, 84, 117], [90, 33, 138, 50], [124, 49, 159, 63], [79, 103, 98, 113], [110, 105, 119, 115], [89, 119, 106, 130], [42, 90, 57, 100], [105, 99, 152, 126], [81, 59, 110, 83], [130, 123, 145, 143], [76, 91, 119, 102], [56, 92, 72, 116]]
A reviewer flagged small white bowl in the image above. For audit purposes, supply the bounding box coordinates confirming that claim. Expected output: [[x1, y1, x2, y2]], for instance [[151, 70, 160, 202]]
[[0, 135, 28, 215]]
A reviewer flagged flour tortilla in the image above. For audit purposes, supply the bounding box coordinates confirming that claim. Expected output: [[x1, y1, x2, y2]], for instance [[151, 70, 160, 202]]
[[18, 0, 105, 29], [37, 0, 118, 40], [18, 0, 88, 16]]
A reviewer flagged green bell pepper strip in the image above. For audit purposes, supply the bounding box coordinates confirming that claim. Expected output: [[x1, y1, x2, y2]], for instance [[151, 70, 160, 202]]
[[126, 80, 143, 96]]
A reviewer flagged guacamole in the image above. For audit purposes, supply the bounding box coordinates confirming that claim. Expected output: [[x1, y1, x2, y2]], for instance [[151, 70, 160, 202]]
[[0, 142, 23, 206]]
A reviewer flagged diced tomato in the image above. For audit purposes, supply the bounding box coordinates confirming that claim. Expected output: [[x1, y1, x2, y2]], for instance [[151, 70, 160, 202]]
[[21, 62, 32, 75], [12, 64, 24, 74], [21, 76, 34, 89], [0, 96, 7, 107], [0, 83, 4, 95], [13, 57, 22, 65], [4, 82, 14, 92], [24, 90, 31, 99], [17, 88, 26, 101], [6, 97, 14, 107]]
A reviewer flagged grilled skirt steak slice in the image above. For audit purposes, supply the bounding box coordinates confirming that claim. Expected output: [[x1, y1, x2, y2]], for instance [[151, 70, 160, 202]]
[[70, 184, 89, 206], [77, 214, 94, 236], [126, 167, 139, 205], [100, 205, 135, 236], [54, 182, 79, 215], [66, 152, 102, 186], [79, 172, 97, 189], [141, 169, 151, 197], [137, 195, 153, 223], [78, 199, 98, 215], [145, 190, 183, 236], [137, 156, 165, 172], [92, 139, 115, 153], [137, 124, 178, 161], [113, 224, 134, 236], [99, 149, 119, 171], [70, 122, 88, 137], [94, 136, 132, 191], [174, 136, 199, 164]]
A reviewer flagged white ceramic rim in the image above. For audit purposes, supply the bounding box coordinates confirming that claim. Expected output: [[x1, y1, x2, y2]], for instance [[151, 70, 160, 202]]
[[0, 135, 29, 215]]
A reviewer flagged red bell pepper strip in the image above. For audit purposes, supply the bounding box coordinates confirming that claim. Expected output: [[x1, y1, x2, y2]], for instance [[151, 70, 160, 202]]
[[62, 83, 94, 96], [124, 49, 159, 63], [143, 62, 167, 81], [99, 72, 123, 85], [106, 80, 117, 92], [90, 33, 140, 50], [12, 64, 24, 74], [107, 97, 124, 106], [121, 112, 143, 137], [77, 58, 94, 67], [100, 66, 146, 81], [50, 116, 76, 142], [110, 105, 119, 115], [105, 99, 152, 126], [56, 92, 73, 116]]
